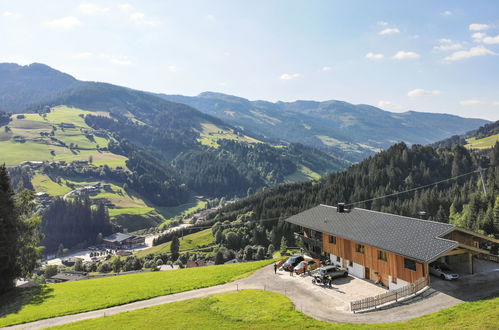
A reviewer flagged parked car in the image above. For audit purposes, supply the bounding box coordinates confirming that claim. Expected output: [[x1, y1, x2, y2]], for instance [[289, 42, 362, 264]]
[[294, 259, 319, 275], [429, 262, 459, 280], [312, 266, 348, 285], [281, 255, 304, 271]]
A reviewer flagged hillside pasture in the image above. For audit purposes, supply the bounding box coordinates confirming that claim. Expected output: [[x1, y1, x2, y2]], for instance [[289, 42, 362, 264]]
[[51, 291, 499, 330], [135, 228, 215, 258], [197, 122, 262, 148], [466, 133, 499, 149], [0, 260, 275, 327], [0, 106, 126, 167]]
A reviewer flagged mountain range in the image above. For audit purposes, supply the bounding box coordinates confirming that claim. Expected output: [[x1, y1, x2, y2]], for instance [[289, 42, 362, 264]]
[[159, 92, 489, 161]]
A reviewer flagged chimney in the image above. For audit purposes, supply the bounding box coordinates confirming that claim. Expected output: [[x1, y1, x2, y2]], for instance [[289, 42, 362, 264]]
[[337, 203, 345, 213]]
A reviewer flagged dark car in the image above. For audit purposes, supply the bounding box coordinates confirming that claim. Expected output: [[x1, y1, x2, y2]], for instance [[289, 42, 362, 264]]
[[282, 256, 304, 271]]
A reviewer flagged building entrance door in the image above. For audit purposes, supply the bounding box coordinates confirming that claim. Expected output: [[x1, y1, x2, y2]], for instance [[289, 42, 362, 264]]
[[365, 267, 370, 279]]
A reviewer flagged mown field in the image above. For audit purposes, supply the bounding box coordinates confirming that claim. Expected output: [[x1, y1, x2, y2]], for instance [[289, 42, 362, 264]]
[[156, 199, 207, 220], [0, 106, 127, 167], [51, 290, 499, 330], [197, 122, 262, 148], [135, 228, 215, 258], [0, 259, 275, 327], [465, 133, 499, 149]]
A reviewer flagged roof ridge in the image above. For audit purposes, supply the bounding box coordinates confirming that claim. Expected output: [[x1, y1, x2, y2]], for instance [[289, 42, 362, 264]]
[[319, 204, 455, 230]]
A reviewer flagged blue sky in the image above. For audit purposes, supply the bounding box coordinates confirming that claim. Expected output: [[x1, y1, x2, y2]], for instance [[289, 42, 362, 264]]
[[1, 0, 499, 120]]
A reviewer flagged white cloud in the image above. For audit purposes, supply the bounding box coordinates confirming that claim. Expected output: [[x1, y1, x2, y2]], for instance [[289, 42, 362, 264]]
[[392, 51, 420, 60], [377, 21, 388, 26], [167, 65, 181, 72], [2, 11, 22, 18], [472, 32, 486, 42], [438, 38, 452, 44], [118, 3, 132, 10], [75, 52, 94, 59], [130, 12, 160, 26], [493, 101, 499, 106], [441, 10, 453, 17], [206, 14, 217, 22], [79, 3, 109, 15], [434, 43, 462, 51], [322, 66, 333, 71], [44, 16, 82, 29], [378, 100, 401, 110], [110, 58, 132, 65], [444, 45, 497, 61], [469, 23, 489, 31], [407, 89, 442, 97], [365, 52, 384, 60], [460, 100, 484, 106], [379, 28, 400, 35], [280, 73, 300, 80], [99, 53, 132, 65], [483, 35, 499, 44]]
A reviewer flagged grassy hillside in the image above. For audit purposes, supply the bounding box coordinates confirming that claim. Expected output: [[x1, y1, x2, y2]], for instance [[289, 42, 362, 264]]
[[52, 290, 498, 330], [0, 106, 126, 167], [135, 229, 215, 258], [0, 259, 275, 327], [465, 133, 499, 149]]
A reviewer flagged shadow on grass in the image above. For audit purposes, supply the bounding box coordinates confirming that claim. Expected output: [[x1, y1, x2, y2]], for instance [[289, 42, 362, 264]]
[[0, 285, 54, 318]]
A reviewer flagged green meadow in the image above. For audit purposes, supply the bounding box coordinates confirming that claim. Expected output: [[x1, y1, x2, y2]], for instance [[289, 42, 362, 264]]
[[52, 291, 498, 330], [0, 259, 275, 327]]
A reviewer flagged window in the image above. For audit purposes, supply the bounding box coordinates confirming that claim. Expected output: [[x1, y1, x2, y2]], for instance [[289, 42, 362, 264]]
[[329, 235, 336, 244], [348, 260, 353, 267], [392, 277, 397, 284], [356, 244, 365, 254], [404, 258, 417, 271], [336, 256, 341, 262], [378, 250, 388, 261]]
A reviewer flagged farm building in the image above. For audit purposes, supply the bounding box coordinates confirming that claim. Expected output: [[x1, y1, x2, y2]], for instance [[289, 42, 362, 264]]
[[102, 233, 145, 249], [286, 204, 498, 290]]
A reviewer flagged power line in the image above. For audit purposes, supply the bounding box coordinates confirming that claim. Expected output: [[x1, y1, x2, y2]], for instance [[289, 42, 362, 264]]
[[345, 167, 486, 207]]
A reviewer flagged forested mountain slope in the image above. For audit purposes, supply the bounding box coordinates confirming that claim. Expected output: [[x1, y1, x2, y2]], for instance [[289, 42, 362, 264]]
[[159, 92, 489, 161], [205, 142, 499, 254], [435, 120, 499, 150], [0, 63, 348, 236]]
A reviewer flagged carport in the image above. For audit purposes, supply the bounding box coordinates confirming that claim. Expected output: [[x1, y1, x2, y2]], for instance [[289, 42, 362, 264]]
[[439, 228, 499, 274]]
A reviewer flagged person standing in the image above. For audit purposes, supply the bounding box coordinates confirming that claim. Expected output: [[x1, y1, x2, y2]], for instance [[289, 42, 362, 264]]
[[274, 263, 278, 274]]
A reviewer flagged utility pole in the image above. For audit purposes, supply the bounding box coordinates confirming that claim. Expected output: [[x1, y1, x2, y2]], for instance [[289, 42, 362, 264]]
[[478, 167, 487, 196]]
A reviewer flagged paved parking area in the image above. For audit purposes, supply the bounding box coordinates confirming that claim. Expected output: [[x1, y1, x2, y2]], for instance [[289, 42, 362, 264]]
[[274, 269, 387, 311]]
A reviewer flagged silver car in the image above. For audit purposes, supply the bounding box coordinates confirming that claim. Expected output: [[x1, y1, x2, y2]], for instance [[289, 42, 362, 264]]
[[429, 262, 459, 280]]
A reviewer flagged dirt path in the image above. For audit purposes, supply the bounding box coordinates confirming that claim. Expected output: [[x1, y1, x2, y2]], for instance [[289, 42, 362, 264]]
[[5, 264, 498, 329]]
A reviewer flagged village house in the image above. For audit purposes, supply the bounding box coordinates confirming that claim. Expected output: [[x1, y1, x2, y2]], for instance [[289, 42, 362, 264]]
[[46, 271, 88, 284], [286, 204, 498, 290], [60, 122, 76, 129], [102, 233, 145, 249]]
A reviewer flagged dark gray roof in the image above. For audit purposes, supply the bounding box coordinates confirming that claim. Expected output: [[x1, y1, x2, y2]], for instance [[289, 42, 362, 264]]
[[103, 232, 134, 243], [285, 204, 458, 263]]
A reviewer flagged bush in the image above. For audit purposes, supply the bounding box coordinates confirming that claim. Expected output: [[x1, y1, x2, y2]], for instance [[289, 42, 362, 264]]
[[44, 265, 58, 279]]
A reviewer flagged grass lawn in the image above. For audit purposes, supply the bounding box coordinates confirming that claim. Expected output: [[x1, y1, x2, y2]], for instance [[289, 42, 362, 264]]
[[197, 122, 262, 148], [285, 164, 321, 182], [0, 106, 127, 168], [51, 291, 499, 330], [0, 260, 275, 327], [31, 174, 72, 196], [135, 229, 215, 258], [465, 133, 499, 149], [156, 200, 207, 220]]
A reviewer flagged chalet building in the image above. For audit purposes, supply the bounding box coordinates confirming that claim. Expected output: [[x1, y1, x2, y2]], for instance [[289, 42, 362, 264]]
[[102, 233, 145, 249], [286, 204, 498, 291]]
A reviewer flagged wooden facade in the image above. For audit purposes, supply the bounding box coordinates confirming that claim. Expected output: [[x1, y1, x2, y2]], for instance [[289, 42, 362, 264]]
[[322, 233, 426, 286]]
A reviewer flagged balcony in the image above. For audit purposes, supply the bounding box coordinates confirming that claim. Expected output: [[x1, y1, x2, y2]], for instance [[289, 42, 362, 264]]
[[295, 233, 323, 248]]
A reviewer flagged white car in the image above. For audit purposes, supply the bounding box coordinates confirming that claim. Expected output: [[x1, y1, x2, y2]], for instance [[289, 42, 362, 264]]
[[429, 262, 459, 280]]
